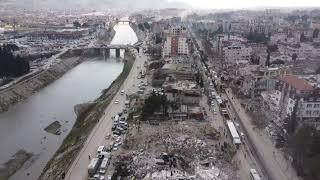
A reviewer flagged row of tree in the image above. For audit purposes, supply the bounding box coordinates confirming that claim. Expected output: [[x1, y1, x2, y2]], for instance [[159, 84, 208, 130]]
[[277, 102, 320, 180], [138, 22, 151, 32], [141, 92, 168, 120], [0, 45, 30, 78]]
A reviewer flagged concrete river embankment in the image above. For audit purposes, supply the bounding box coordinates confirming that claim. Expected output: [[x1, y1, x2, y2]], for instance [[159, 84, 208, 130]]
[[0, 21, 137, 180]]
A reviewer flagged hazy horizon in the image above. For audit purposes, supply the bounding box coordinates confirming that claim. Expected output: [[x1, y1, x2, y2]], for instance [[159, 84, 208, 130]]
[[1, 0, 320, 11], [171, 0, 320, 9]]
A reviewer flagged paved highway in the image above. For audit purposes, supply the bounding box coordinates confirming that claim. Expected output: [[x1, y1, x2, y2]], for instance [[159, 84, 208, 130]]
[[65, 49, 146, 180]]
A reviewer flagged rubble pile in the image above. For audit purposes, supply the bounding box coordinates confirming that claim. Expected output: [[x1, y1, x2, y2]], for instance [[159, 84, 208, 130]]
[[110, 120, 233, 179]]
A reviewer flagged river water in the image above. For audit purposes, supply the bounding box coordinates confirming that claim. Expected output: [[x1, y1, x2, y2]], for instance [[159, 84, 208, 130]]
[[0, 21, 137, 180]]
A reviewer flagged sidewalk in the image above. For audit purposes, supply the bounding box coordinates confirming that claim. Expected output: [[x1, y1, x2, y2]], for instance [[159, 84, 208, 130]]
[[225, 88, 300, 180]]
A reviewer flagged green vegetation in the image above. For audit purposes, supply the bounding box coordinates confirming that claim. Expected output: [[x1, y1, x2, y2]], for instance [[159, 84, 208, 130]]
[[143, 22, 150, 29], [73, 20, 81, 28], [313, 28, 319, 39], [195, 71, 204, 88], [316, 65, 320, 74], [246, 32, 268, 44], [138, 24, 144, 31], [288, 125, 320, 179], [0, 44, 30, 78], [141, 91, 168, 120], [40, 52, 135, 180]]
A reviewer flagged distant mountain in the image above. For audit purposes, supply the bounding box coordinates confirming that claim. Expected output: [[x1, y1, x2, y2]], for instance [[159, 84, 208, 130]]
[[2, 0, 189, 10]]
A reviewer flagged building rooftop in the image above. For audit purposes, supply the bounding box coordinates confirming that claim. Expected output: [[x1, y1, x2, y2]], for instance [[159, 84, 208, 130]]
[[279, 75, 314, 91]]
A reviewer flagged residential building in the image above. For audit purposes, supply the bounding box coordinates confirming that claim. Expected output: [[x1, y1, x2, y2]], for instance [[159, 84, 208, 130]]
[[223, 44, 252, 63], [162, 26, 189, 57], [297, 90, 320, 127], [277, 75, 315, 121]]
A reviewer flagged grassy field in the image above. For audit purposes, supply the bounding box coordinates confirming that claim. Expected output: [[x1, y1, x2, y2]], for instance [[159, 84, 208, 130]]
[[39, 52, 135, 180]]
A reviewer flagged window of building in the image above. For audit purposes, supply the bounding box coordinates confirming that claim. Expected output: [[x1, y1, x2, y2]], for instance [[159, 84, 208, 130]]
[[306, 104, 313, 108], [313, 111, 319, 115], [306, 110, 312, 115], [314, 104, 320, 108]]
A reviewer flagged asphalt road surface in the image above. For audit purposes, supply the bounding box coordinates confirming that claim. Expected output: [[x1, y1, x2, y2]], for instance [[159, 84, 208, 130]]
[[65, 49, 146, 180], [225, 88, 300, 180]]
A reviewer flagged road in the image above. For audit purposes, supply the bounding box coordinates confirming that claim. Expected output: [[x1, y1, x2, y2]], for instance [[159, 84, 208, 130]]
[[65, 49, 147, 180], [200, 92, 262, 180], [225, 88, 300, 180]]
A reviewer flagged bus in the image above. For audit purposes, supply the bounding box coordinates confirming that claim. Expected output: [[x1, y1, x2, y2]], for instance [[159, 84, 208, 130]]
[[226, 120, 241, 147], [249, 168, 261, 180], [99, 156, 110, 174]]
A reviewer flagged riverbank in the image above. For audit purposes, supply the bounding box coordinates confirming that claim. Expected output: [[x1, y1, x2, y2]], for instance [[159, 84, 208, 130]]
[[0, 150, 33, 180], [130, 23, 146, 42], [0, 48, 117, 114], [0, 32, 116, 113], [39, 50, 136, 180], [0, 54, 84, 113]]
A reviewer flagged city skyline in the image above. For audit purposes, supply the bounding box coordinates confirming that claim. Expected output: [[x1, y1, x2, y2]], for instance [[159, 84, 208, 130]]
[[170, 0, 320, 9]]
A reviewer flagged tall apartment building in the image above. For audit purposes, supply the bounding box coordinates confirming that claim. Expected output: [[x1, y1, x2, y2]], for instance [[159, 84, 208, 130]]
[[162, 26, 189, 57], [277, 75, 315, 121]]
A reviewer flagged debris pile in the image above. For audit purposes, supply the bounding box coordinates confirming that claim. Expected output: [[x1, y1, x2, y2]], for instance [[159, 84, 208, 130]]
[[110, 120, 236, 179]]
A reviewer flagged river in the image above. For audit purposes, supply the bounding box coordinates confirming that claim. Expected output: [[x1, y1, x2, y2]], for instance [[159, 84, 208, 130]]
[[0, 21, 137, 180]]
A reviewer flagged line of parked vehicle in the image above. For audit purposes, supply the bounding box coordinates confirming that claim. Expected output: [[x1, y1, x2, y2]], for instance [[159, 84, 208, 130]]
[[87, 146, 111, 180], [87, 90, 131, 180]]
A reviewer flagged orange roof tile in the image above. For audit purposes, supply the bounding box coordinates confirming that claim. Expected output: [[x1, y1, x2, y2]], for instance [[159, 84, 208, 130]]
[[279, 75, 314, 91]]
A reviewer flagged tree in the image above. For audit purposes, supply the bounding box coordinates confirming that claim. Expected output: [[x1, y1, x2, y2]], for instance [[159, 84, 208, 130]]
[[73, 20, 81, 28], [316, 66, 320, 74], [284, 101, 298, 135], [199, 76, 204, 88], [292, 53, 298, 62], [138, 23, 144, 31], [265, 50, 270, 67], [0, 44, 30, 78], [143, 22, 150, 29], [289, 125, 320, 178], [313, 28, 319, 39], [141, 92, 168, 120], [250, 54, 260, 65], [300, 33, 307, 42], [154, 33, 162, 44], [267, 44, 278, 52], [81, 22, 90, 28]]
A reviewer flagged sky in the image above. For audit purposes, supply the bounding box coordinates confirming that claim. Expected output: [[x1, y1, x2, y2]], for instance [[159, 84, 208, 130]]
[[170, 0, 320, 9]]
